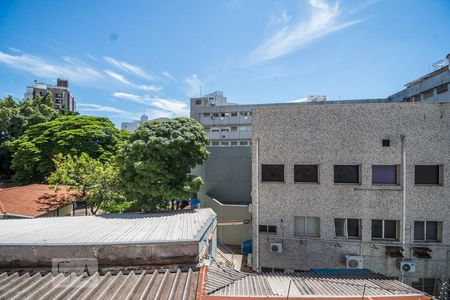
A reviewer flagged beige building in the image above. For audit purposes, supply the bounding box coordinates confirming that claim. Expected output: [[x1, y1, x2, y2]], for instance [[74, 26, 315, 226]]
[[252, 100, 450, 296]]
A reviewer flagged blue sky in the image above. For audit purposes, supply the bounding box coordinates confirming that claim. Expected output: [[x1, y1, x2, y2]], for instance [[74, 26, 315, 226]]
[[0, 0, 449, 127]]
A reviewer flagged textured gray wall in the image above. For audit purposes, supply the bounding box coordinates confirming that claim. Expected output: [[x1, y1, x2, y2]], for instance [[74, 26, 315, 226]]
[[252, 102, 450, 283], [197, 146, 251, 205]]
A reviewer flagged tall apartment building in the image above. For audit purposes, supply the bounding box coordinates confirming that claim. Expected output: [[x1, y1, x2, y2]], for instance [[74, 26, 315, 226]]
[[390, 54, 450, 102], [190, 91, 253, 147], [252, 101, 450, 296], [25, 78, 76, 112]]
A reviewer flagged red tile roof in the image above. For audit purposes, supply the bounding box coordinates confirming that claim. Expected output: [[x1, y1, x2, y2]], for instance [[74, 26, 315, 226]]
[[0, 184, 77, 218]]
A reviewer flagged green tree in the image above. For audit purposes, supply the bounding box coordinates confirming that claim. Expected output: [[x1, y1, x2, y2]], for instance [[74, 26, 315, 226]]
[[0, 94, 59, 177], [48, 153, 123, 214], [11, 115, 126, 184], [118, 118, 209, 211]]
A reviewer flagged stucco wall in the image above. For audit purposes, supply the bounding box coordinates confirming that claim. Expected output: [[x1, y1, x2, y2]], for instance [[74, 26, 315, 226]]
[[252, 102, 450, 282]]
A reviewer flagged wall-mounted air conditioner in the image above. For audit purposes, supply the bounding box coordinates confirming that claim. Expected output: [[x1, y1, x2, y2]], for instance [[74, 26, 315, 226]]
[[345, 255, 363, 269], [270, 242, 283, 253], [399, 260, 416, 272]]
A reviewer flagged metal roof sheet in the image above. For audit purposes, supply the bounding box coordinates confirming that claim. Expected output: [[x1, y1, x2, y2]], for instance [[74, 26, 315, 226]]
[[0, 208, 216, 246], [207, 271, 427, 298], [0, 268, 198, 300]]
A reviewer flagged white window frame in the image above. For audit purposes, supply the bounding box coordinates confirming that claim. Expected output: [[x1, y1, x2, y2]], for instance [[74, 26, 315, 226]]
[[414, 221, 442, 242], [372, 219, 399, 240], [294, 216, 320, 237]]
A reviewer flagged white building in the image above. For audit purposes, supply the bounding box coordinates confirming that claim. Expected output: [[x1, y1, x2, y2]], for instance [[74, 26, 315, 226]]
[[121, 114, 149, 132], [25, 78, 76, 112]]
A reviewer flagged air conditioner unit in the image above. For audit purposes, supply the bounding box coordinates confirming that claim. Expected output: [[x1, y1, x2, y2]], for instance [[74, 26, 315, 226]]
[[399, 261, 416, 273], [270, 242, 283, 253], [346, 255, 363, 269]]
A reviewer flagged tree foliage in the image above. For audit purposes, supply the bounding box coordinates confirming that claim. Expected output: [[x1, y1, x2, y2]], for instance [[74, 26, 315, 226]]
[[48, 153, 123, 214], [0, 94, 59, 177], [11, 115, 126, 184], [118, 117, 209, 211]]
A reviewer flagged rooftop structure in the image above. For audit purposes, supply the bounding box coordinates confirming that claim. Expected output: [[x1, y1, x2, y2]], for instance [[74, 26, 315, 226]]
[[25, 78, 76, 112], [0, 208, 217, 269], [0, 262, 430, 300], [389, 54, 450, 102], [0, 184, 76, 219]]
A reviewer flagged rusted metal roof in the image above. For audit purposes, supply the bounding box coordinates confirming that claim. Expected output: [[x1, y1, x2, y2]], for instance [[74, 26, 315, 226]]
[[0, 208, 216, 246], [0, 268, 199, 300]]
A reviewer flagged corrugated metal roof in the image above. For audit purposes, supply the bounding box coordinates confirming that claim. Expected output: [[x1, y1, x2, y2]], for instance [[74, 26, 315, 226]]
[[0, 268, 198, 300], [207, 271, 427, 298], [205, 262, 246, 294], [0, 208, 216, 246]]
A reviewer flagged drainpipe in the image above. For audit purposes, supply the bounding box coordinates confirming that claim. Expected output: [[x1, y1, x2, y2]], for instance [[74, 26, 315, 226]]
[[255, 137, 260, 272], [401, 135, 407, 248]]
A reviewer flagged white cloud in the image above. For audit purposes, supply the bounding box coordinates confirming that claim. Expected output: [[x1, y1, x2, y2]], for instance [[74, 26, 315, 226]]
[[104, 56, 152, 80], [105, 69, 163, 91], [162, 71, 175, 80], [152, 98, 189, 115], [184, 74, 203, 97], [249, 0, 361, 64], [104, 69, 133, 85], [112, 92, 152, 105], [0, 51, 103, 83], [270, 10, 292, 25], [77, 103, 128, 114]]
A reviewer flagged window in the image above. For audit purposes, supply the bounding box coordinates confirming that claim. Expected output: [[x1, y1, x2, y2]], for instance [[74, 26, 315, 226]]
[[211, 141, 219, 146], [261, 164, 284, 182], [213, 113, 219, 117], [230, 141, 238, 146], [372, 219, 399, 240], [259, 225, 277, 234], [240, 141, 248, 146], [261, 267, 284, 273], [204, 127, 210, 132], [230, 126, 238, 132], [221, 141, 229, 146], [372, 165, 398, 185], [334, 165, 360, 184], [221, 128, 229, 132], [294, 165, 319, 183], [334, 218, 361, 239], [239, 126, 250, 131], [382, 139, 390, 147], [211, 128, 220, 132], [294, 216, 320, 236], [414, 221, 441, 242], [422, 89, 433, 100], [203, 113, 210, 117], [220, 113, 225, 117], [436, 84, 448, 94], [195, 99, 201, 105], [231, 112, 238, 117], [415, 165, 441, 185]]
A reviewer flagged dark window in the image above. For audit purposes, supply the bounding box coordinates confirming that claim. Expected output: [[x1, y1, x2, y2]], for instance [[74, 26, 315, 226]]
[[415, 165, 440, 185], [261, 164, 284, 182], [372, 165, 398, 184], [334, 165, 360, 184], [414, 221, 441, 241], [382, 139, 390, 147], [335, 218, 360, 239], [372, 219, 398, 240], [195, 99, 201, 105], [231, 112, 238, 117], [294, 165, 319, 183], [436, 84, 448, 94], [422, 89, 433, 99], [347, 219, 360, 238], [273, 268, 284, 273], [259, 225, 277, 234]]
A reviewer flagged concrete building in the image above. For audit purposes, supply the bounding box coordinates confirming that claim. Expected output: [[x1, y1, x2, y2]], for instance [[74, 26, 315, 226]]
[[25, 78, 76, 112], [0, 208, 217, 269], [252, 101, 450, 296], [121, 114, 149, 132], [0, 184, 76, 219], [190, 91, 253, 147], [389, 54, 450, 102]]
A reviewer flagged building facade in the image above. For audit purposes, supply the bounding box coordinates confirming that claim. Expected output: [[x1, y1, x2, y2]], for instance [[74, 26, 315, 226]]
[[121, 114, 149, 132], [389, 54, 450, 102], [190, 91, 253, 147], [25, 78, 76, 112], [252, 101, 450, 295]]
